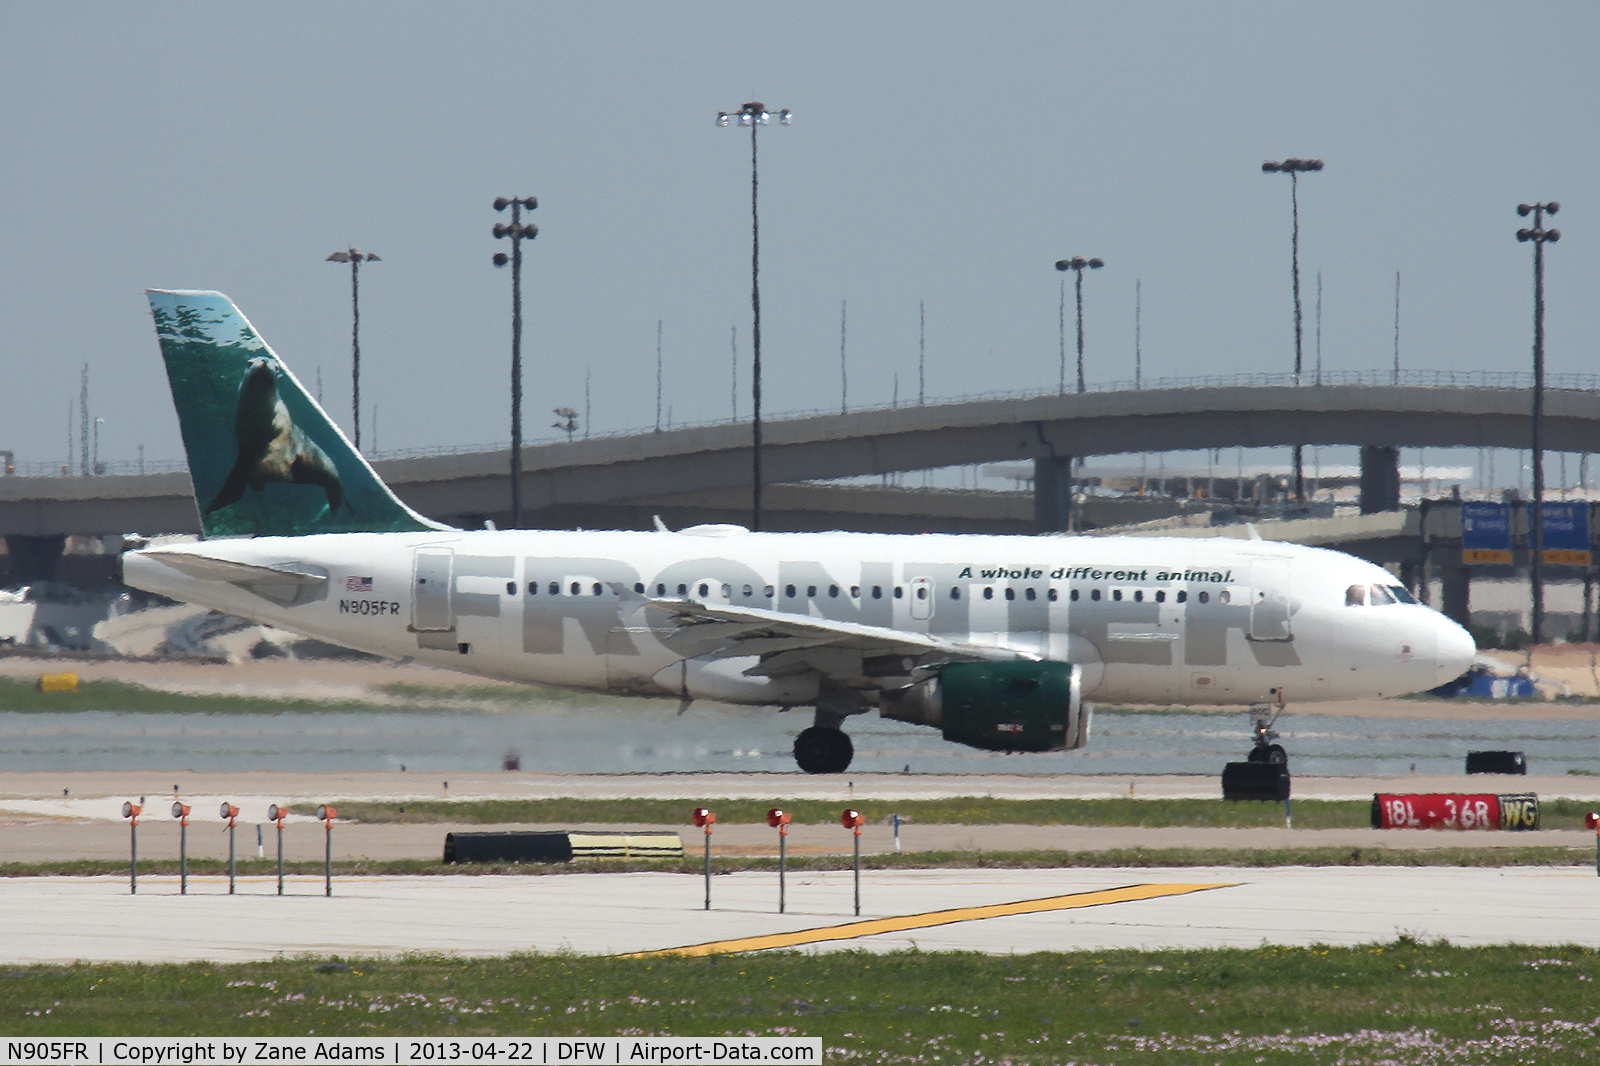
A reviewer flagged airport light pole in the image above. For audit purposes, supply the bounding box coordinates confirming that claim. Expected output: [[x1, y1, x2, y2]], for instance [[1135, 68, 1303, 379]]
[[1518, 201, 1560, 645], [717, 102, 792, 531], [493, 197, 538, 527], [325, 248, 380, 451], [1262, 158, 1323, 504], [1054, 256, 1104, 394]]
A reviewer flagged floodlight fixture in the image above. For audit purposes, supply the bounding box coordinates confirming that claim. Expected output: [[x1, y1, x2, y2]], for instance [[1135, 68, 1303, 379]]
[[717, 99, 793, 530], [492, 196, 540, 526], [1519, 199, 1562, 645], [326, 248, 380, 451], [1262, 156, 1325, 502]]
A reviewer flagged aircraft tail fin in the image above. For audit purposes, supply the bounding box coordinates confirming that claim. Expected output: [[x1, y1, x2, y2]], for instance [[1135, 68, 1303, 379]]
[[146, 289, 445, 538]]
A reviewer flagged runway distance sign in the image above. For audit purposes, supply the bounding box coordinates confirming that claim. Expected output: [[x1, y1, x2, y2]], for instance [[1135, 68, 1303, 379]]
[[0, 1038, 822, 1065], [1372, 792, 1540, 831]]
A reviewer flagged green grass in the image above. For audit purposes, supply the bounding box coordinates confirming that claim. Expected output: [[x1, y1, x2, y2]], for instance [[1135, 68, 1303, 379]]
[[4, 845, 1592, 879], [299, 795, 1600, 831], [5, 941, 1600, 1062]]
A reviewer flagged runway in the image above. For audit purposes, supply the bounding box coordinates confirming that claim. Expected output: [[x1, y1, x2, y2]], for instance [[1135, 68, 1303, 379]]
[[3, 865, 1598, 964]]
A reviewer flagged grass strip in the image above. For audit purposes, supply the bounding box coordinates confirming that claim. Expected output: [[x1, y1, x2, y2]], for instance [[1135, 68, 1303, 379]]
[[5, 940, 1600, 1063], [2, 844, 1590, 879], [301, 794, 1600, 830]]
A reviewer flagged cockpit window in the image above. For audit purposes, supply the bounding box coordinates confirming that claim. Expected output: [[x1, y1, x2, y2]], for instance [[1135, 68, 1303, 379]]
[[1345, 584, 1367, 607], [1388, 584, 1417, 605], [1368, 584, 1397, 606]]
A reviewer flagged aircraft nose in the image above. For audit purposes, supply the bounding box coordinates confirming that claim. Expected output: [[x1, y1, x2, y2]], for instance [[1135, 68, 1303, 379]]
[[1434, 617, 1477, 684]]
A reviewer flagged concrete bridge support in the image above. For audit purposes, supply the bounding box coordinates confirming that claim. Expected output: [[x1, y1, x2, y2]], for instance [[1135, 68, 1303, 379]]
[[1033, 455, 1074, 533], [1360, 446, 1401, 514]]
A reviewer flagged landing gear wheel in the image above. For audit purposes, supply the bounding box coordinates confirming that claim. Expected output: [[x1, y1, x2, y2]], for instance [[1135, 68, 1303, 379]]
[[1246, 743, 1288, 765], [794, 726, 853, 774]]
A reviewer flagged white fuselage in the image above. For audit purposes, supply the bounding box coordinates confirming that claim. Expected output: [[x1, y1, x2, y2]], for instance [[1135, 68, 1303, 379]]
[[124, 527, 1475, 707]]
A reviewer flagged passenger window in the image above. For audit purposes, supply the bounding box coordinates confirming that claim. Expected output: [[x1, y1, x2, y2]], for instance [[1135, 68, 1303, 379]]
[[895, 586, 904, 599], [1219, 591, 1230, 604], [983, 587, 994, 600], [851, 586, 860, 598], [593, 583, 603, 596], [786, 584, 796, 598], [634, 582, 645, 594], [743, 584, 753, 597], [829, 585, 840, 598], [1047, 588, 1058, 602], [1369, 584, 1397, 606], [807, 585, 818, 597], [1025, 587, 1036, 601], [1091, 589, 1101, 601], [1155, 590, 1165, 603], [1177, 590, 1187, 603], [506, 582, 517, 596], [915, 586, 926, 600], [549, 582, 560, 596], [698, 583, 709, 597], [1004, 588, 1015, 601], [1346, 585, 1367, 606], [657, 583, 666, 595], [677, 583, 687, 595], [1198, 591, 1209, 604], [1070, 589, 1079, 601], [1112, 589, 1122, 601], [721, 583, 732, 598], [950, 586, 961, 600], [527, 582, 538, 595], [570, 581, 581, 596], [872, 586, 882, 599], [764, 585, 774, 598], [1389, 585, 1418, 604]]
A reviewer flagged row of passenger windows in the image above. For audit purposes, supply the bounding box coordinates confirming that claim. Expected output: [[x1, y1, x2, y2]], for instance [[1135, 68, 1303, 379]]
[[506, 581, 1206, 604]]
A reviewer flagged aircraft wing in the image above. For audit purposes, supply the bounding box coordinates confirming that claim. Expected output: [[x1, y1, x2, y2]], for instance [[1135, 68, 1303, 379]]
[[139, 549, 328, 607], [642, 598, 1036, 680]]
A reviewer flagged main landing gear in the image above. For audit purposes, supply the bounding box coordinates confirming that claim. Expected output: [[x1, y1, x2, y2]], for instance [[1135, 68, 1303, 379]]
[[794, 726, 854, 774], [1244, 701, 1288, 766], [793, 689, 860, 774]]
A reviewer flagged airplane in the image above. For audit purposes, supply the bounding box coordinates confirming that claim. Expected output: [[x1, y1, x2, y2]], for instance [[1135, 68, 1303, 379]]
[[121, 289, 1477, 774]]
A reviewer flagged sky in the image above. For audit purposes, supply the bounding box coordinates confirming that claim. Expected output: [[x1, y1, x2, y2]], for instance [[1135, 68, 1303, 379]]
[[2, 1, 1596, 473]]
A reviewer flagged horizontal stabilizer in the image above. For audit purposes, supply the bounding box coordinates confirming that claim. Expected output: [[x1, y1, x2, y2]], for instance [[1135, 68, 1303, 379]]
[[142, 549, 328, 607]]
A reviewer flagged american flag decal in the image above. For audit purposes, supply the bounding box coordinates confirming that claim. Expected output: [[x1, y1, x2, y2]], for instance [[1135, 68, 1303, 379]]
[[346, 576, 373, 592]]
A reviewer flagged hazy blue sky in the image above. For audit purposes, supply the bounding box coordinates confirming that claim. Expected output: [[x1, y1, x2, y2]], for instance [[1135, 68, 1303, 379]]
[[3, 1, 1595, 469]]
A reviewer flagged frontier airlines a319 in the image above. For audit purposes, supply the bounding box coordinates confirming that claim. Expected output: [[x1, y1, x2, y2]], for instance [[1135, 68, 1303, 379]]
[[121, 290, 1476, 773]]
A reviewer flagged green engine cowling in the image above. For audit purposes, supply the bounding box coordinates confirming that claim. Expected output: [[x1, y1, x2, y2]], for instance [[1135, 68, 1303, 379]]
[[878, 660, 1088, 753]]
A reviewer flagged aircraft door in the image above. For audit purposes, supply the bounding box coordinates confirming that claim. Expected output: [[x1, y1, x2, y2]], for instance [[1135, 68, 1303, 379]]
[[1248, 557, 1292, 642], [909, 577, 933, 621], [412, 548, 454, 632]]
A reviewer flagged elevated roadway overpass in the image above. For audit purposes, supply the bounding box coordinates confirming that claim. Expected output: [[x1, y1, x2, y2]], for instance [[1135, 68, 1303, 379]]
[[4, 372, 1597, 540]]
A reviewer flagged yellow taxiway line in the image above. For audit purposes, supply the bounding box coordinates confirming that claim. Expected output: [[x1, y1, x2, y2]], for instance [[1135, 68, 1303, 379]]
[[624, 881, 1235, 958]]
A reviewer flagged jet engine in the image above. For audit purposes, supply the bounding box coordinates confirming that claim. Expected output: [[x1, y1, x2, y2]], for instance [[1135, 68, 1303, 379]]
[[878, 660, 1089, 753]]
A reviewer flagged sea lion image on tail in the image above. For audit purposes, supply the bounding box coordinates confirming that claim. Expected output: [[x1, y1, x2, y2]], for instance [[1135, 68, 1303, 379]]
[[207, 356, 346, 516]]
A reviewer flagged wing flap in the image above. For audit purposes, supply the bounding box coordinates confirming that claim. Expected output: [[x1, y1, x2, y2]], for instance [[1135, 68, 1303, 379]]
[[642, 598, 1035, 671]]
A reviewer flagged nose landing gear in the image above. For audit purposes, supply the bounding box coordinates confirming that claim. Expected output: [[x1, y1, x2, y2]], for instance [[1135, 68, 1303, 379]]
[[1245, 700, 1288, 766]]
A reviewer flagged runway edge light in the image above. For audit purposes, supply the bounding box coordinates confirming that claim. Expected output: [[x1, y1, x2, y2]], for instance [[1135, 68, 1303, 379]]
[[842, 809, 864, 916], [1587, 812, 1599, 877], [122, 801, 140, 895], [172, 802, 191, 894], [692, 807, 715, 910]]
